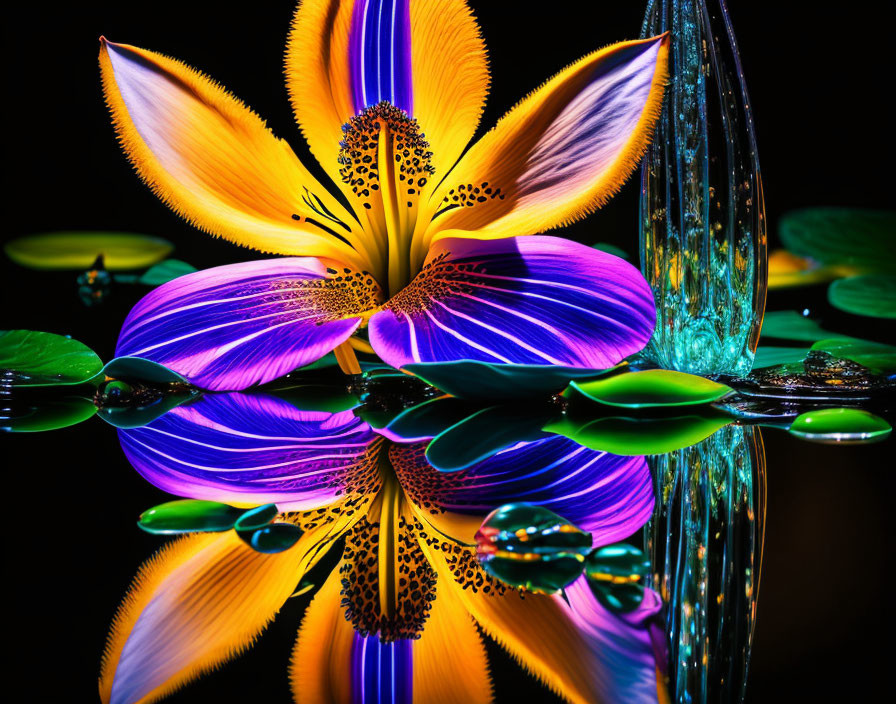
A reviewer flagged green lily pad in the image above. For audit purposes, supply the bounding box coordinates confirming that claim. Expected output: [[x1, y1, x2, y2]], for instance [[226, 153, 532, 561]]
[[828, 275, 896, 319], [138, 259, 197, 286], [592, 243, 630, 260], [384, 396, 481, 442], [426, 405, 559, 472], [0, 330, 103, 387], [0, 395, 97, 432], [138, 500, 244, 534], [96, 389, 198, 429], [753, 346, 811, 369], [567, 370, 732, 408], [403, 360, 614, 401], [788, 408, 892, 444], [101, 357, 188, 384], [544, 411, 732, 455], [810, 338, 896, 372], [4, 231, 173, 270], [779, 208, 896, 271], [759, 311, 832, 342]]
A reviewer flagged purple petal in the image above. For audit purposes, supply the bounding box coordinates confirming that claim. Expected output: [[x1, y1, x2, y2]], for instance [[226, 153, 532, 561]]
[[369, 236, 656, 369], [116, 258, 369, 391], [350, 0, 413, 114], [395, 436, 654, 547], [351, 634, 413, 704], [118, 392, 378, 510], [564, 576, 666, 703]]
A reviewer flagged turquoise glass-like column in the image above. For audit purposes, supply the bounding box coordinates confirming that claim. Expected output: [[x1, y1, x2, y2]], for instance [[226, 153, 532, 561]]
[[646, 425, 766, 703], [639, 0, 767, 377]]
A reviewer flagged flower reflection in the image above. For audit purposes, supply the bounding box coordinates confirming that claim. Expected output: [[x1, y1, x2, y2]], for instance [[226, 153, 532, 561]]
[[102, 392, 666, 703]]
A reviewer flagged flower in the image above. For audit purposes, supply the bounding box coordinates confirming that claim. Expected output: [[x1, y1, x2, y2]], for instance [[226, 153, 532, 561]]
[[99, 0, 668, 391], [101, 391, 666, 703]]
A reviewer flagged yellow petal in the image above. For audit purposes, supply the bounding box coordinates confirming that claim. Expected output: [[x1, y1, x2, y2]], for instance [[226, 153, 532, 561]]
[[286, 0, 356, 195], [413, 573, 493, 704], [409, 0, 489, 178], [99, 38, 371, 269], [415, 513, 659, 704], [99, 531, 306, 704], [419, 35, 669, 261], [289, 568, 355, 704]]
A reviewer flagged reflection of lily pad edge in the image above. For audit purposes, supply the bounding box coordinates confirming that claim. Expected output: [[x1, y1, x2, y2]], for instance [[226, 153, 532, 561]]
[[0, 330, 103, 387], [403, 359, 620, 401], [1, 396, 98, 433]]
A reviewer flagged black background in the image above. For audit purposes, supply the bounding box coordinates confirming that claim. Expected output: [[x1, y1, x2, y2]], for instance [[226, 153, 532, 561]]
[[2, 2, 893, 702]]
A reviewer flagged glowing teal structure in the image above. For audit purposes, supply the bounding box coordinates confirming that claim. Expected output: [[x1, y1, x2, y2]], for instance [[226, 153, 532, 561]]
[[639, 0, 767, 376]]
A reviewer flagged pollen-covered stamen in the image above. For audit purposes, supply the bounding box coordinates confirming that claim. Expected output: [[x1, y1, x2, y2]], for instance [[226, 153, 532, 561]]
[[339, 102, 435, 296], [338, 101, 434, 213], [383, 251, 479, 316]]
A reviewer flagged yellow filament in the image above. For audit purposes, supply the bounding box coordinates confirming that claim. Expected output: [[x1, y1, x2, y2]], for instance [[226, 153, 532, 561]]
[[376, 120, 409, 296], [333, 340, 362, 375], [347, 336, 376, 354], [377, 461, 401, 620]]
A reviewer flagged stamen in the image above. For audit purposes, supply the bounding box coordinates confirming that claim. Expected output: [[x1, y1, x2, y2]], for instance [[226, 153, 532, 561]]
[[338, 101, 434, 213]]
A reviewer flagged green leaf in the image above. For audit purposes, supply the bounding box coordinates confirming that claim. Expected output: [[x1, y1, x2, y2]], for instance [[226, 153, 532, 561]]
[[0, 330, 103, 387], [753, 346, 811, 369], [4, 231, 173, 270], [779, 208, 896, 271], [810, 337, 896, 372], [788, 408, 891, 444], [426, 405, 559, 472], [138, 500, 244, 534], [591, 243, 630, 260], [759, 311, 831, 342], [403, 360, 614, 401], [544, 411, 732, 455], [101, 357, 188, 384], [828, 275, 896, 319], [567, 370, 732, 408], [138, 259, 197, 285], [385, 396, 482, 442], [0, 396, 97, 432], [96, 390, 198, 429]]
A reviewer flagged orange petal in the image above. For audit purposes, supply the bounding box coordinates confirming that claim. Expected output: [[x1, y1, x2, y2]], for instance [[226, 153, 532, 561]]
[[99, 38, 371, 269], [413, 573, 493, 703], [286, 0, 356, 195], [415, 514, 662, 704], [408, 0, 489, 178], [287, 0, 487, 181], [419, 35, 669, 260], [289, 568, 355, 704], [99, 531, 308, 704]]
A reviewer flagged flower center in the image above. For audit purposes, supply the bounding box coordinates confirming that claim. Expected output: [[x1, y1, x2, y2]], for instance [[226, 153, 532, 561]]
[[339, 101, 435, 297]]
